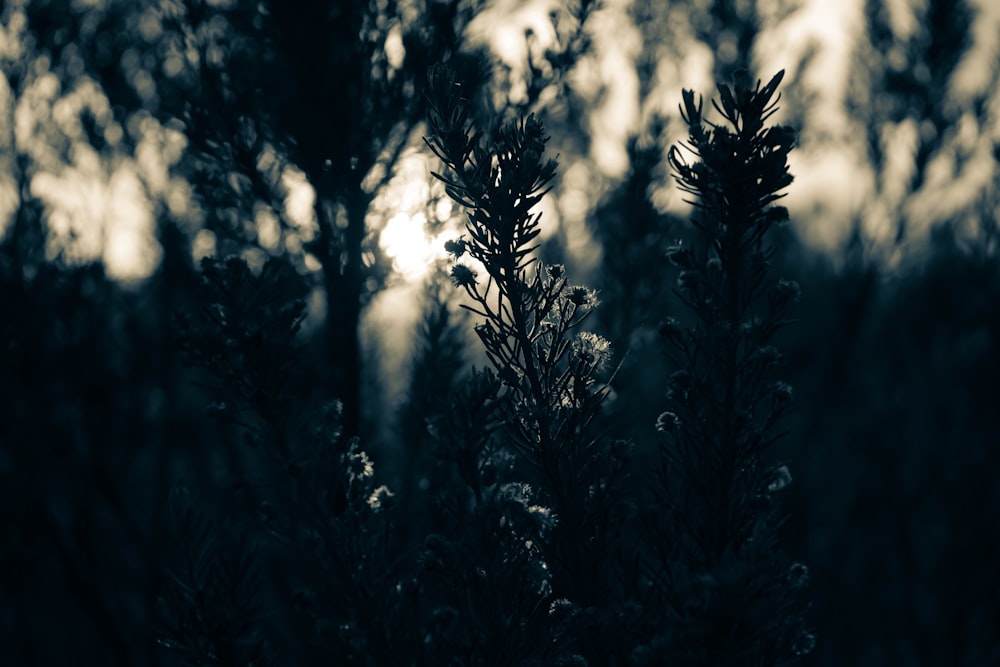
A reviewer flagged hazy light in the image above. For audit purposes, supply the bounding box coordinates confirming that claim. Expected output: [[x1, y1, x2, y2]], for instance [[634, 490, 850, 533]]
[[6, 0, 997, 285], [192, 228, 217, 259], [369, 148, 448, 282], [254, 204, 281, 252], [581, 0, 642, 179], [385, 23, 405, 70], [380, 211, 444, 280], [103, 165, 162, 281], [281, 166, 318, 240], [951, 0, 1000, 104]]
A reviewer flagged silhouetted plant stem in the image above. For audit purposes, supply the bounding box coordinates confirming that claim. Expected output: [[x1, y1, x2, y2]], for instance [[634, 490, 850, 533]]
[[425, 64, 628, 644], [640, 70, 812, 664]]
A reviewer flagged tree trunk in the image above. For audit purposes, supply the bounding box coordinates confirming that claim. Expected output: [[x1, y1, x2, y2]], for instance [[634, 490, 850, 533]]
[[314, 175, 367, 439]]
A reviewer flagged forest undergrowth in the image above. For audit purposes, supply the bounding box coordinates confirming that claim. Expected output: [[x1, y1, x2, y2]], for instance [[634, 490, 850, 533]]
[[159, 67, 812, 665], [5, 57, 999, 667]]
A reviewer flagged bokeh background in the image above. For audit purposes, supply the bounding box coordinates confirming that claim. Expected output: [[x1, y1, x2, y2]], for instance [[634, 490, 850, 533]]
[[1, 0, 998, 665]]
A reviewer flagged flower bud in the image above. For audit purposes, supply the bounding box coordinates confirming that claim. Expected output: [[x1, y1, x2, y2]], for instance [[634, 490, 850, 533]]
[[771, 278, 800, 307], [656, 411, 681, 433], [566, 285, 599, 308], [666, 244, 696, 269], [772, 381, 794, 410], [658, 317, 685, 348], [767, 465, 792, 492], [787, 562, 810, 589], [676, 270, 698, 292], [444, 238, 467, 258], [450, 263, 477, 287]]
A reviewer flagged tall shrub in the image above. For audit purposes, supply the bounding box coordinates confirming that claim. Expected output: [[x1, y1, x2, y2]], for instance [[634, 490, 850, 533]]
[[640, 70, 813, 665], [425, 64, 635, 661]]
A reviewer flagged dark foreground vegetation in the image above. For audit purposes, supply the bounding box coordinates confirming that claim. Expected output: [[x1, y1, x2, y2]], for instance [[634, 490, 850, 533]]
[[2, 1, 999, 666]]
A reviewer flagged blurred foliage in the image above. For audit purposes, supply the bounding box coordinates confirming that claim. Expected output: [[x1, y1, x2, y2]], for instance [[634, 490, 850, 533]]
[[1, 0, 999, 665]]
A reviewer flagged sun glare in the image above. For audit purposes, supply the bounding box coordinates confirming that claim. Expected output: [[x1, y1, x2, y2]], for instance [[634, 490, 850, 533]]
[[380, 211, 444, 280]]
